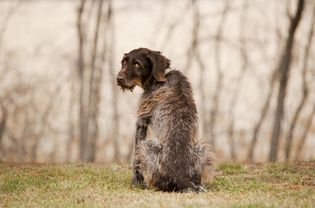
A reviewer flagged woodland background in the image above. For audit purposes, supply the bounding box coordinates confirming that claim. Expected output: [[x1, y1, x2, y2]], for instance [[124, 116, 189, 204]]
[[0, 0, 314, 163]]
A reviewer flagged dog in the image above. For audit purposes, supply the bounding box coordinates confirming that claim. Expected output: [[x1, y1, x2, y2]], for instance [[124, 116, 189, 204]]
[[117, 48, 214, 192]]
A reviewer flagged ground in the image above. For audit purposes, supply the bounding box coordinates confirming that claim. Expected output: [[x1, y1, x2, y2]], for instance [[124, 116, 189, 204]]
[[0, 162, 314, 208]]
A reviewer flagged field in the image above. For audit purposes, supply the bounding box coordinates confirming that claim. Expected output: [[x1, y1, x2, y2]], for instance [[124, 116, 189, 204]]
[[0, 162, 314, 208]]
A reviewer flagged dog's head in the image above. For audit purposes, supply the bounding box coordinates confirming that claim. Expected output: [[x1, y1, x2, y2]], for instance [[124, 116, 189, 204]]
[[117, 48, 170, 91]]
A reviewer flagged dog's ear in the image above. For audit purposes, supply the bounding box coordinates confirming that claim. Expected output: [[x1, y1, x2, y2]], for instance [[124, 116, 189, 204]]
[[146, 51, 170, 82]]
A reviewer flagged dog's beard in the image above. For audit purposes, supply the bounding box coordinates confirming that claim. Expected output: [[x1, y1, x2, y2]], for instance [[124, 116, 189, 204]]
[[118, 83, 135, 92]]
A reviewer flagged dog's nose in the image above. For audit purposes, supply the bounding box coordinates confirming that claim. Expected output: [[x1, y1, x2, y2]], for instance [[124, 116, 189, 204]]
[[117, 76, 124, 84]]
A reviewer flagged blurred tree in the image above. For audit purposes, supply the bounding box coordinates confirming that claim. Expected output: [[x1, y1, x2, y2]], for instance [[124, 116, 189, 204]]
[[285, 5, 314, 161], [185, 0, 208, 142], [76, 0, 111, 162], [227, 0, 249, 160], [0, 105, 7, 159], [209, 0, 230, 150], [269, 0, 305, 162], [106, 1, 121, 163]]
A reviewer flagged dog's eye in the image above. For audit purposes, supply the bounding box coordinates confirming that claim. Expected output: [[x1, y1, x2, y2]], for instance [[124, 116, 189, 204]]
[[134, 63, 140, 68]]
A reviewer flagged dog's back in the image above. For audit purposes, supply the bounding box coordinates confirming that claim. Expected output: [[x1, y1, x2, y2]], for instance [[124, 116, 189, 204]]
[[139, 70, 214, 192], [117, 48, 214, 192]]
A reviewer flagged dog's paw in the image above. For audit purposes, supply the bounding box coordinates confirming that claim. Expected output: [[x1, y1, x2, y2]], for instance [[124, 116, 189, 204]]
[[195, 185, 206, 193], [182, 186, 206, 193], [184, 182, 207, 193]]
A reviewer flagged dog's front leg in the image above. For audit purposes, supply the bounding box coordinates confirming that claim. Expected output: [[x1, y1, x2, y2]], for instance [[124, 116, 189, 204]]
[[132, 116, 150, 187]]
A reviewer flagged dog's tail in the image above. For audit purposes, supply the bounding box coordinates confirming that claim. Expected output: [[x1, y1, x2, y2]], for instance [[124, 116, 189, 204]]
[[194, 141, 216, 183]]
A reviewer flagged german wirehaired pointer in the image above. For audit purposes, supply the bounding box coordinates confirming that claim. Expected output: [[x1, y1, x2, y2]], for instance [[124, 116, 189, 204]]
[[117, 48, 214, 192]]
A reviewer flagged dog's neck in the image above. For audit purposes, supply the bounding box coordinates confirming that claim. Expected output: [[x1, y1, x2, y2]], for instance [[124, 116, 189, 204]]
[[142, 76, 155, 92], [142, 76, 164, 95]]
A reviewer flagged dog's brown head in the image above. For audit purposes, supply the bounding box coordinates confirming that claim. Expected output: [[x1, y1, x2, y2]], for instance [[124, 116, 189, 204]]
[[117, 48, 170, 91]]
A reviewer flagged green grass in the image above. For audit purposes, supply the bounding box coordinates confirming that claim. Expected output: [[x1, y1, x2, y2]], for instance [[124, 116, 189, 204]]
[[218, 162, 248, 175], [0, 162, 314, 208]]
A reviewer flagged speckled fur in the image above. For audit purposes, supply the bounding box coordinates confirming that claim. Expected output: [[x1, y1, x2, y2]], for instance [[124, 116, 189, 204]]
[[137, 71, 215, 192], [117, 48, 215, 192]]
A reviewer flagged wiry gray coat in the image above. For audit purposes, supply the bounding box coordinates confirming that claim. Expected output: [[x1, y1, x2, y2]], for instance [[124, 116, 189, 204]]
[[117, 48, 214, 192]]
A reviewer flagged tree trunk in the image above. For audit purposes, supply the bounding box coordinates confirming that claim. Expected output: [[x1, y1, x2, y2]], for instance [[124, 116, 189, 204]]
[[66, 78, 76, 162], [269, 0, 305, 162], [285, 7, 314, 160], [106, 1, 121, 163], [77, 0, 89, 161], [188, 0, 208, 140], [209, 0, 230, 149], [227, 0, 249, 160], [76, 0, 108, 162], [86, 0, 105, 162], [0, 106, 7, 158]]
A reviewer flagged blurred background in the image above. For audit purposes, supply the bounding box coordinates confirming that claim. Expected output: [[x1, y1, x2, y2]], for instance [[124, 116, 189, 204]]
[[0, 0, 314, 163]]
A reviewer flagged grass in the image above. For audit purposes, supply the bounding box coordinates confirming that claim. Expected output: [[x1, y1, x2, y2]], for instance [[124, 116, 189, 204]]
[[0, 162, 314, 208]]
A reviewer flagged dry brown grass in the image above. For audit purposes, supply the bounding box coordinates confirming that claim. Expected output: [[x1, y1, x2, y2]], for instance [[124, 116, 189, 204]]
[[0, 162, 314, 208]]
